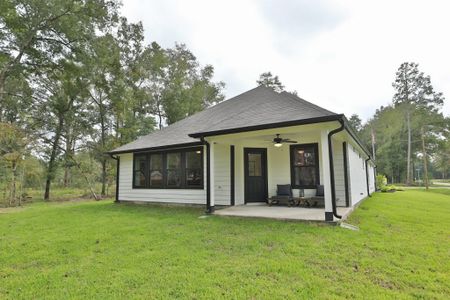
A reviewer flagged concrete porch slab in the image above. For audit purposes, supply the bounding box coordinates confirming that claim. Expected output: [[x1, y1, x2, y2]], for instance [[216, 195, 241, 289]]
[[214, 203, 353, 223]]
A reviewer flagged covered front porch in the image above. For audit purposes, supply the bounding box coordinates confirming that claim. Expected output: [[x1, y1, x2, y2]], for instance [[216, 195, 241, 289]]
[[203, 120, 368, 222], [214, 203, 353, 223]]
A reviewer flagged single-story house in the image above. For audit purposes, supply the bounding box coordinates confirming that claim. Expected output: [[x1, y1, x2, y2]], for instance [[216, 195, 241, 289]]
[[109, 86, 376, 221]]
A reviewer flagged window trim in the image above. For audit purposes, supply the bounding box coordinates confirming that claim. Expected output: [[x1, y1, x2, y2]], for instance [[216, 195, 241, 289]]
[[132, 147, 204, 190], [290, 143, 320, 189]]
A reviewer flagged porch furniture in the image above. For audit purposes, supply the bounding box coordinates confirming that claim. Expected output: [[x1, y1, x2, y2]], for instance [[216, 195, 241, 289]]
[[310, 185, 325, 207], [268, 184, 295, 207], [293, 196, 311, 207]]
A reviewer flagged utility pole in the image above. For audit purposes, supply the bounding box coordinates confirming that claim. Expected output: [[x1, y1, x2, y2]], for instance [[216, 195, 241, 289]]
[[421, 126, 429, 190], [371, 127, 376, 161]]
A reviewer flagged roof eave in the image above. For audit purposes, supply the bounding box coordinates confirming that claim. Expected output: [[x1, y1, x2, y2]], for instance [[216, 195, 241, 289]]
[[188, 114, 344, 138], [107, 141, 204, 155]]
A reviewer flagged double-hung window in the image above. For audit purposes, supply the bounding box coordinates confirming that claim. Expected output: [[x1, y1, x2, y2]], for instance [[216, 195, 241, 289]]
[[290, 143, 320, 188]]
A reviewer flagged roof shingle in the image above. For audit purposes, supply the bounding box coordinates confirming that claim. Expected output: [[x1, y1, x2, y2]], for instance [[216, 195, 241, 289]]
[[110, 86, 339, 153]]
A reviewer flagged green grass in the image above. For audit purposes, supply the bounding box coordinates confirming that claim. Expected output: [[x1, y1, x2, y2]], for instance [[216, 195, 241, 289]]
[[0, 190, 449, 299]]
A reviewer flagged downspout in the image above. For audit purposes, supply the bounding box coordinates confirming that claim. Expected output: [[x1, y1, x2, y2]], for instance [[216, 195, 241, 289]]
[[201, 137, 213, 213], [109, 154, 120, 203], [365, 158, 372, 197], [328, 119, 345, 219]]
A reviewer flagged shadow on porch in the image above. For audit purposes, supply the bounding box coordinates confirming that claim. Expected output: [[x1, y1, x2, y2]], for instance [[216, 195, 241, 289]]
[[214, 203, 353, 223]]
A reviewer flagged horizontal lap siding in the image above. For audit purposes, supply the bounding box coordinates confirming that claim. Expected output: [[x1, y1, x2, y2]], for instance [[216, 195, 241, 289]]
[[333, 140, 346, 206], [118, 153, 206, 204], [214, 144, 231, 205], [347, 144, 368, 205]]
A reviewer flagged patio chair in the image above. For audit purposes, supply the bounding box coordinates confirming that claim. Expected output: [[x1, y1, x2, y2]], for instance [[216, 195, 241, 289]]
[[310, 185, 325, 207], [268, 184, 295, 207]]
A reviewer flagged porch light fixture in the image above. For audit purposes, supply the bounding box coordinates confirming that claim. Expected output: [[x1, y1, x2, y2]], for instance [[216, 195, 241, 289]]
[[196, 150, 201, 154], [272, 134, 297, 148]]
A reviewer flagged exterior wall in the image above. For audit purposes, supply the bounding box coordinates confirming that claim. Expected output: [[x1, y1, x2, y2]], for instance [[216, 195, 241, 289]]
[[368, 163, 376, 193], [211, 130, 325, 205], [213, 143, 231, 205], [332, 139, 346, 207], [117, 151, 207, 204], [347, 143, 368, 205], [116, 121, 373, 208]]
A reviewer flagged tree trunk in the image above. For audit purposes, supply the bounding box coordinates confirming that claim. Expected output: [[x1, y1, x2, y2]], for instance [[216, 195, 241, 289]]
[[44, 116, 64, 200], [406, 110, 412, 185], [63, 129, 72, 188], [101, 158, 106, 196], [421, 127, 429, 190]]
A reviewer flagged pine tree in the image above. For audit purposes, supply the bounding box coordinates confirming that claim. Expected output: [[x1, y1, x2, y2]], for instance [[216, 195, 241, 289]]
[[392, 62, 444, 184]]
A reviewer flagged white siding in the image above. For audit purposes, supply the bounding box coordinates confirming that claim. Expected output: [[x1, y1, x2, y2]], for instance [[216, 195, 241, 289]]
[[332, 139, 347, 207], [118, 152, 206, 204], [217, 131, 324, 205], [347, 144, 368, 205], [368, 163, 376, 193], [213, 144, 231, 205]]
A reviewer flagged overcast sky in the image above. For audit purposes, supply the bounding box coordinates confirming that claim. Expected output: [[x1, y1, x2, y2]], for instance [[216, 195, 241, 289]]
[[121, 0, 449, 121]]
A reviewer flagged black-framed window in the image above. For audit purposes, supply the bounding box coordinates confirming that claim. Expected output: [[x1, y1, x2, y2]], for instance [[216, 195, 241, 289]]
[[149, 154, 163, 187], [132, 147, 203, 189], [290, 143, 320, 188], [185, 150, 203, 187], [133, 154, 147, 187], [166, 152, 182, 187]]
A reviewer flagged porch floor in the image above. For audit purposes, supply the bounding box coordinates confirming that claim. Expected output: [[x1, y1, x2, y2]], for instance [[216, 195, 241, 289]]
[[214, 203, 353, 223]]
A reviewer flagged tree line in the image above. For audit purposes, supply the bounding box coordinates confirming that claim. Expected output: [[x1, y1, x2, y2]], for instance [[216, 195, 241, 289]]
[[258, 68, 448, 185], [348, 62, 448, 184], [0, 0, 224, 205]]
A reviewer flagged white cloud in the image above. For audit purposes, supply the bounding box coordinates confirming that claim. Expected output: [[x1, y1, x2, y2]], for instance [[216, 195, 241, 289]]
[[121, 0, 450, 120]]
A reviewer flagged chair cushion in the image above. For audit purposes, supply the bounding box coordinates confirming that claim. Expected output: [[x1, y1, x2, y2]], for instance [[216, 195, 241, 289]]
[[277, 184, 292, 196], [316, 185, 324, 197]]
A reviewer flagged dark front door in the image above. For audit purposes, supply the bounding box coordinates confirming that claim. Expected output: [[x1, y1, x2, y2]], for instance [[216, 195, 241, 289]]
[[244, 148, 268, 203]]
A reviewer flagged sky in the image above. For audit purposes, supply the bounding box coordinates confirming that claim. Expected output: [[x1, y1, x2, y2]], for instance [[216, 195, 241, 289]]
[[121, 0, 450, 121]]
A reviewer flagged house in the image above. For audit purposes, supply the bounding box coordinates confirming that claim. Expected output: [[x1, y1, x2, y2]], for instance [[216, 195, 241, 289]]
[[109, 86, 376, 221]]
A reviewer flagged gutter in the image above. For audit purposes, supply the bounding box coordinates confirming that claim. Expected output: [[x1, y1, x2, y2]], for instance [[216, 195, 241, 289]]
[[201, 137, 214, 213], [109, 154, 120, 203], [365, 158, 372, 197], [327, 119, 345, 220]]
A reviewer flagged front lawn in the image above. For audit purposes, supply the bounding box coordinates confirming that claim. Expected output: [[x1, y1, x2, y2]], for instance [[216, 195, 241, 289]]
[[0, 190, 449, 299]]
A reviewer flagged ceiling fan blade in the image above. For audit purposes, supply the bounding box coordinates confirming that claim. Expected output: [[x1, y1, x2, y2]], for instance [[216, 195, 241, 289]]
[[284, 140, 297, 143]]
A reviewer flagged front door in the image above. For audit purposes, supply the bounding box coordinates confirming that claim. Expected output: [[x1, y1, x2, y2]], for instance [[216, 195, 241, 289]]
[[244, 148, 268, 203]]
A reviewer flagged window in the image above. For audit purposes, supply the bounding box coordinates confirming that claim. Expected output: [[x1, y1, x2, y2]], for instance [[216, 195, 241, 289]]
[[247, 153, 262, 176], [185, 150, 203, 187], [133, 154, 147, 187], [149, 154, 163, 187], [166, 152, 182, 187], [132, 147, 203, 189], [290, 143, 319, 188]]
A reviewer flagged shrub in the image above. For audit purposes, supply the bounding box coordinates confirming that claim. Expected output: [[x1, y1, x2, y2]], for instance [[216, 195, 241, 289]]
[[376, 174, 388, 190]]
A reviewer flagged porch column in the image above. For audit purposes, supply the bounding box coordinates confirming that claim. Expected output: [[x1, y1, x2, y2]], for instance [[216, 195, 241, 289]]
[[209, 141, 215, 212], [320, 129, 333, 221]]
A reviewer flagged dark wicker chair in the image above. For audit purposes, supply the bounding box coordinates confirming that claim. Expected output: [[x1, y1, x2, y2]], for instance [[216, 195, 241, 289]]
[[310, 185, 325, 207], [268, 184, 295, 207]]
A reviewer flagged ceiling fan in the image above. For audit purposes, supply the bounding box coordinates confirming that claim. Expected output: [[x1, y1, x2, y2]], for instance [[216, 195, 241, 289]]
[[272, 134, 297, 147]]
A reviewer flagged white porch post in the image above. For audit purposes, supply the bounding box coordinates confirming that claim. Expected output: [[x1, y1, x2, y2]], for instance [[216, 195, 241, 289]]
[[320, 129, 333, 221]]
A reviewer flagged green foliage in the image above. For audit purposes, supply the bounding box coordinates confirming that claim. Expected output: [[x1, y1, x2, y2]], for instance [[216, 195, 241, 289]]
[[380, 185, 401, 193], [256, 71, 285, 92], [0, 2, 224, 199], [348, 114, 362, 133], [0, 190, 449, 298], [376, 174, 387, 190]]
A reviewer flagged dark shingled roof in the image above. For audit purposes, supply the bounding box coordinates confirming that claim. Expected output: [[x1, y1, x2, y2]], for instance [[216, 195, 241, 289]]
[[110, 86, 340, 154]]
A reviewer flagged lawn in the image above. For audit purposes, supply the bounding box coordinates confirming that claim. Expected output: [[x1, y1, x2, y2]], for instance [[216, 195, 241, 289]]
[[0, 190, 449, 299]]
